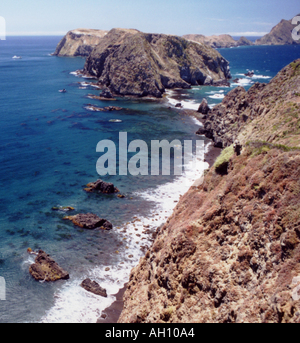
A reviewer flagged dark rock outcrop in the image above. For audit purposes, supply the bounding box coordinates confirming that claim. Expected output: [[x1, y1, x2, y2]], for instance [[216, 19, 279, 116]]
[[64, 213, 113, 230], [195, 84, 266, 147], [83, 28, 231, 98], [29, 250, 69, 282], [84, 179, 119, 194], [81, 278, 107, 297], [198, 59, 300, 148], [197, 98, 210, 115]]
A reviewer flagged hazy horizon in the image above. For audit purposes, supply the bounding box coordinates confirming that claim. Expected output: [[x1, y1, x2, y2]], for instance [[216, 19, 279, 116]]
[[1, 0, 299, 37]]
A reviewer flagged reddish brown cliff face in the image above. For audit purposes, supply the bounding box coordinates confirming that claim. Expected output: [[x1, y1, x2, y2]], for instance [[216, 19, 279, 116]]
[[119, 144, 300, 323]]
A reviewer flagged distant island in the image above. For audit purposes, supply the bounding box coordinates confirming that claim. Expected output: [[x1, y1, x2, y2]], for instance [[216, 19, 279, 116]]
[[54, 28, 231, 98], [182, 34, 253, 48], [183, 15, 300, 48]]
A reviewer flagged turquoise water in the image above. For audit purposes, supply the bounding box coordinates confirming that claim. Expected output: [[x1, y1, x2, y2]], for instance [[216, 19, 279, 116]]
[[0, 37, 299, 322]]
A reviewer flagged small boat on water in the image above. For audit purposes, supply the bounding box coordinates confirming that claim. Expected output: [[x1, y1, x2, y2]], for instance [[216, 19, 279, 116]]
[[12, 55, 22, 59], [59, 89, 67, 93]]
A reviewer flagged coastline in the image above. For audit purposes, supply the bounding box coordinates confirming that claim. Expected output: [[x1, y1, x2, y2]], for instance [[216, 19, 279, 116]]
[[96, 119, 222, 323]]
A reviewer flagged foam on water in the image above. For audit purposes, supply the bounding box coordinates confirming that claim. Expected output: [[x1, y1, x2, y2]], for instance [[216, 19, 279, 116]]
[[167, 97, 200, 111], [208, 94, 225, 99], [40, 143, 209, 323], [231, 78, 254, 86], [252, 74, 272, 79]]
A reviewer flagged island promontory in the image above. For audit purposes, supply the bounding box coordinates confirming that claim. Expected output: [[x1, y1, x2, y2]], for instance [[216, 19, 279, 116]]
[[255, 15, 300, 45], [81, 28, 231, 98], [53, 28, 108, 57]]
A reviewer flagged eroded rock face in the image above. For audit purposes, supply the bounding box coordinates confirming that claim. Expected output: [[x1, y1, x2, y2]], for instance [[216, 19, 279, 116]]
[[83, 28, 231, 98], [118, 146, 300, 323], [118, 60, 300, 324], [198, 59, 300, 148], [29, 250, 69, 282], [64, 213, 113, 230]]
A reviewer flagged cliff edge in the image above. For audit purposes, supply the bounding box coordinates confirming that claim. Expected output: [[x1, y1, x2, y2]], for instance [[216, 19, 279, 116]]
[[118, 60, 300, 323], [53, 29, 108, 57]]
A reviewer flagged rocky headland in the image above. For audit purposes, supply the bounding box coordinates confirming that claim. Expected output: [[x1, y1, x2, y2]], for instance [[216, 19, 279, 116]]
[[118, 60, 300, 323], [53, 29, 108, 57], [82, 28, 231, 98], [255, 15, 300, 45], [197, 60, 300, 148], [183, 34, 253, 49]]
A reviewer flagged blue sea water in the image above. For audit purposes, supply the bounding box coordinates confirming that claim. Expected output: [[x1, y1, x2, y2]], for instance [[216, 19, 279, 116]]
[[0, 36, 299, 323]]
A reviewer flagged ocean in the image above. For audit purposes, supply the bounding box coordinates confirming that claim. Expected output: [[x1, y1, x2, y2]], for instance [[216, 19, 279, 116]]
[[0, 36, 299, 323]]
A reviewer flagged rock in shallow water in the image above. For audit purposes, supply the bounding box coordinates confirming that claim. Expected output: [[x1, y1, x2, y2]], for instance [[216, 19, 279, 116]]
[[81, 278, 107, 297], [29, 250, 69, 282], [84, 179, 119, 194], [64, 213, 113, 230]]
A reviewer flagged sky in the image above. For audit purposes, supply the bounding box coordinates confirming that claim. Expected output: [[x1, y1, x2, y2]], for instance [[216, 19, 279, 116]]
[[1, 0, 300, 37]]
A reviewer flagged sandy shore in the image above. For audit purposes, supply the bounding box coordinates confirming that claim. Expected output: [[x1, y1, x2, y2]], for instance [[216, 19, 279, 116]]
[[97, 285, 128, 323]]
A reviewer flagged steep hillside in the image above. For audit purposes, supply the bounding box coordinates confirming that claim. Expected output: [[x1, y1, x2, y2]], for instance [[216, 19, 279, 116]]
[[118, 60, 300, 323], [255, 16, 300, 45], [53, 29, 108, 57], [83, 28, 231, 98], [197, 59, 300, 148]]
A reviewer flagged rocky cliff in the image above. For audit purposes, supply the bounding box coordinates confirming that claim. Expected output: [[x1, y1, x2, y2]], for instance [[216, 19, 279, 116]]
[[255, 16, 300, 45], [197, 59, 300, 148], [82, 28, 231, 98], [53, 29, 108, 57], [183, 34, 253, 48], [118, 60, 300, 323]]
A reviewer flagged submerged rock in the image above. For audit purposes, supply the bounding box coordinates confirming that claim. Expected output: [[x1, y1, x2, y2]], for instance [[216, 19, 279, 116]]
[[84, 179, 119, 194], [81, 278, 107, 297], [29, 250, 69, 282], [64, 213, 113, 230], [85, 104, 123, 112], [52, 206, 75, 212]]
